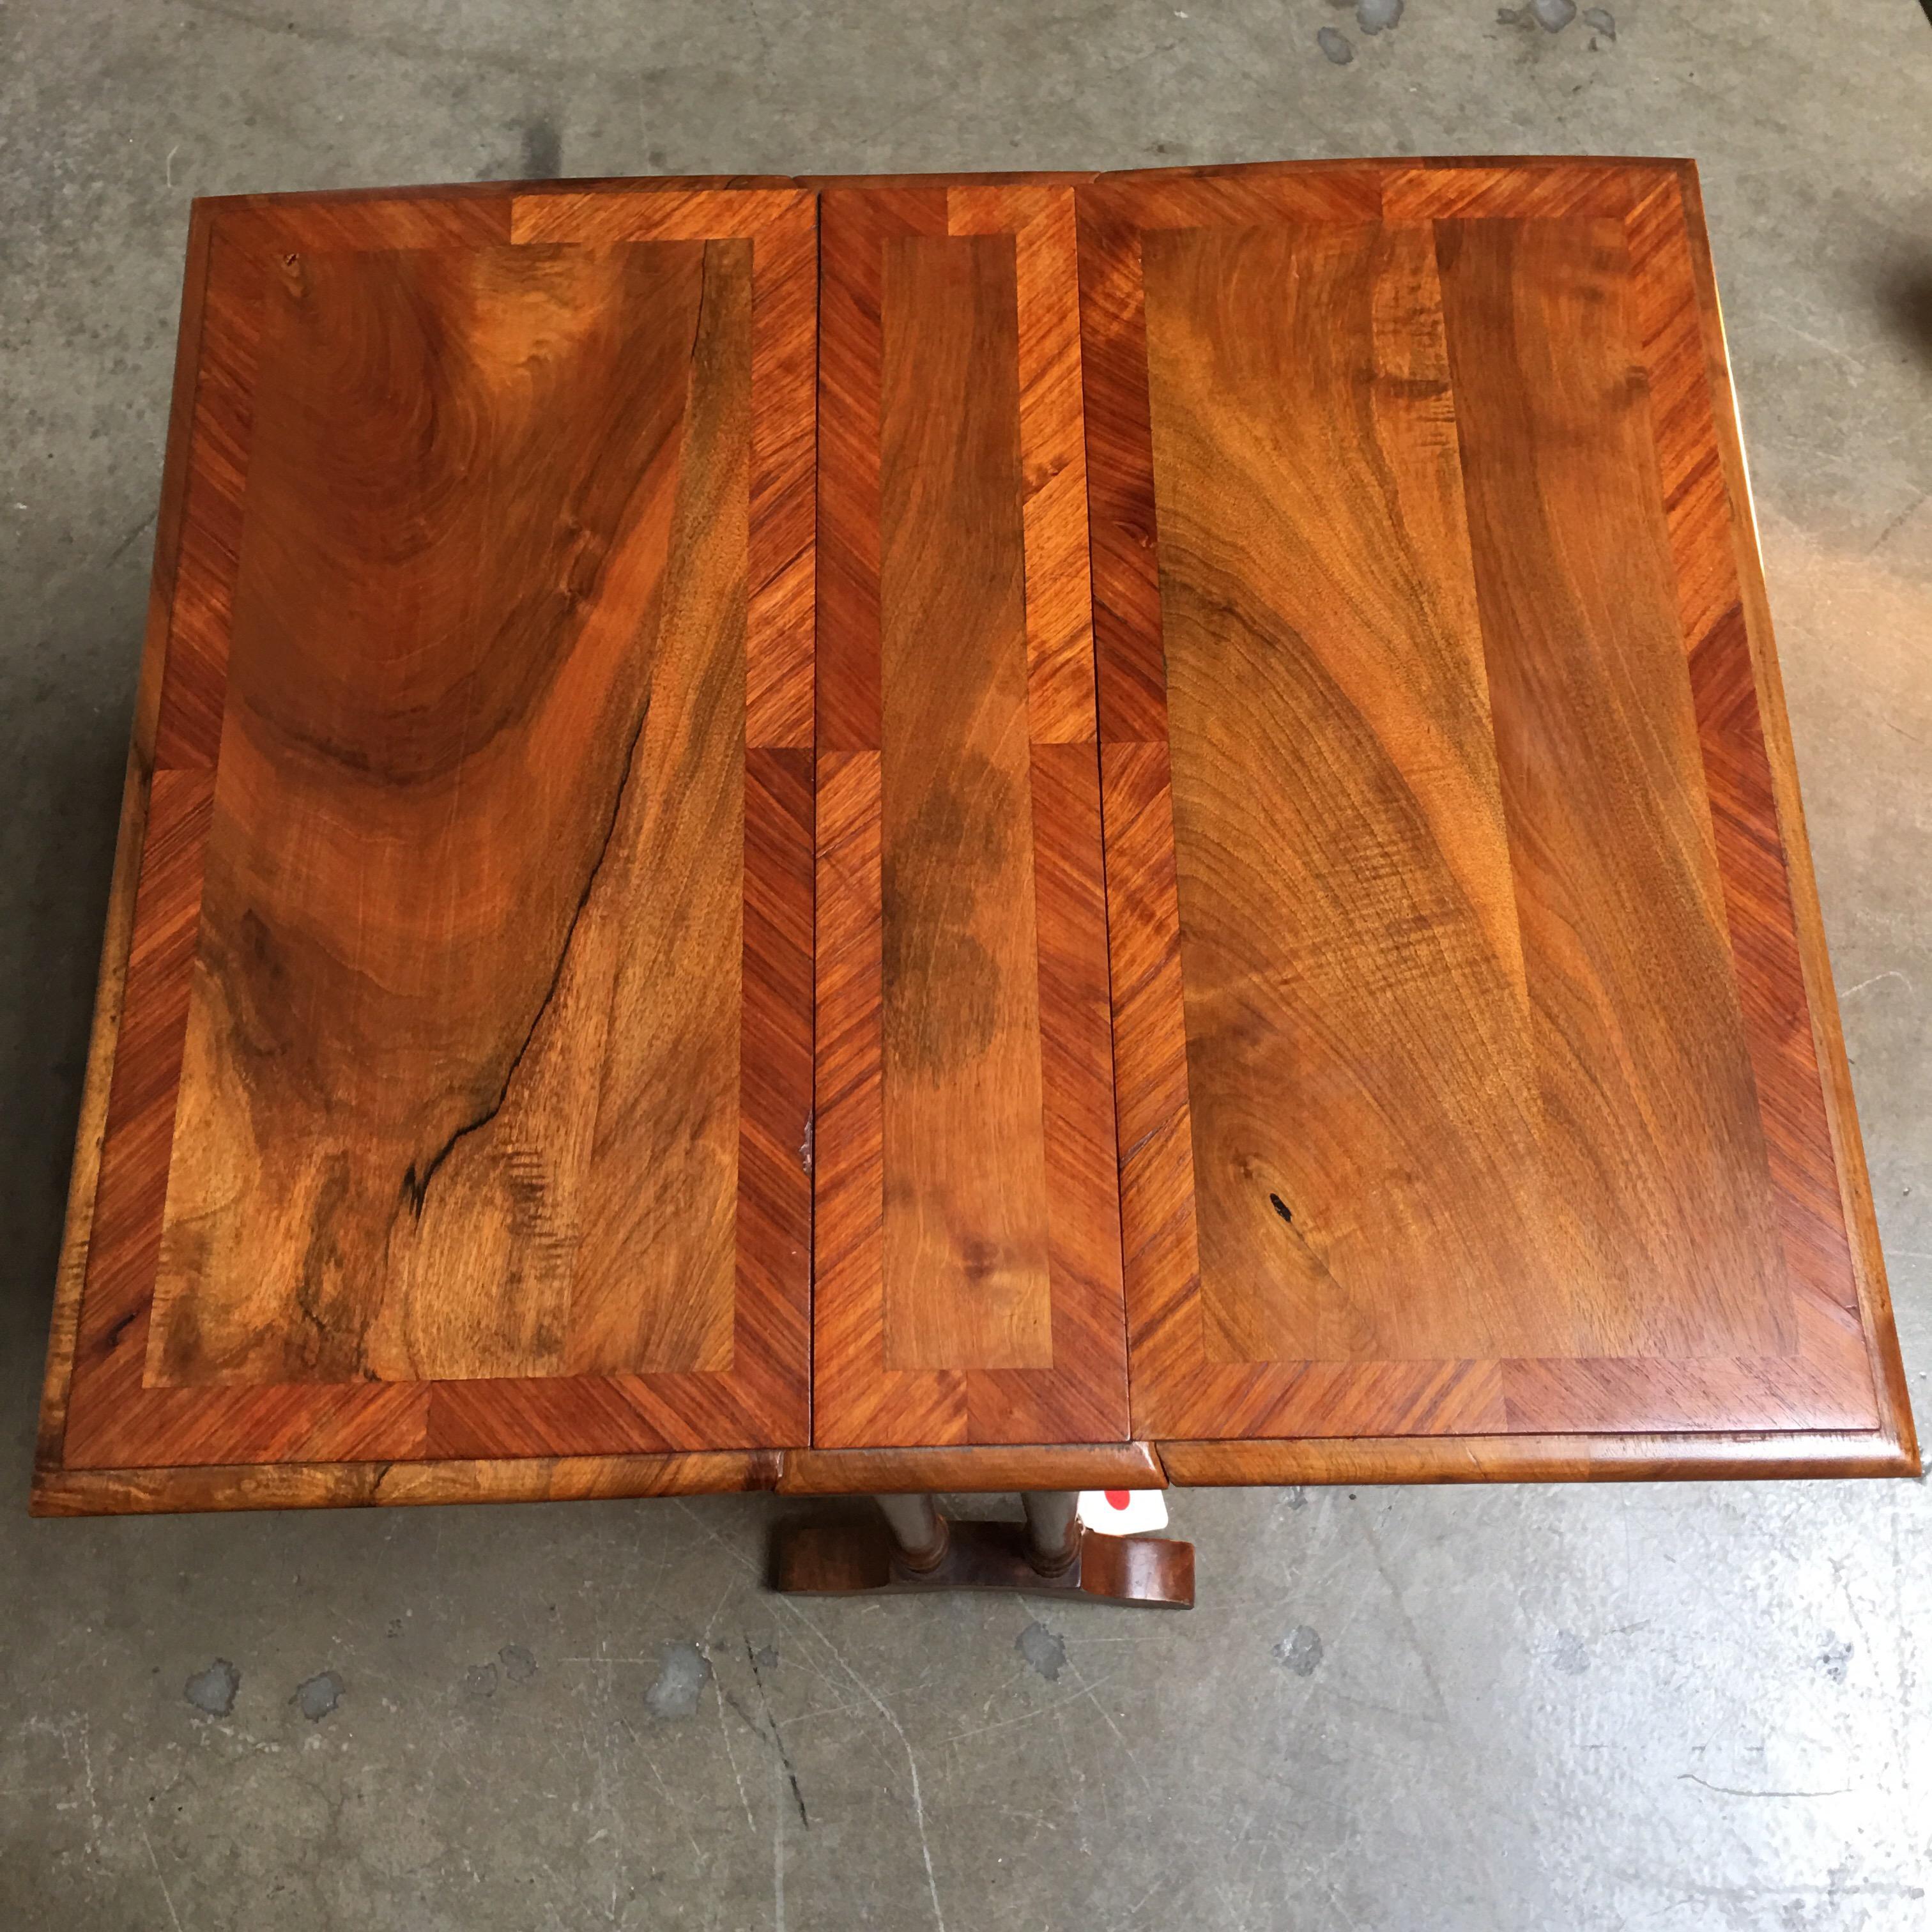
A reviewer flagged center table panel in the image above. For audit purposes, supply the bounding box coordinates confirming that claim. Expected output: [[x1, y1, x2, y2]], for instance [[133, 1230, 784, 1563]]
[[55, 185, 818, 1473], [812, 185, 1130, 1448]]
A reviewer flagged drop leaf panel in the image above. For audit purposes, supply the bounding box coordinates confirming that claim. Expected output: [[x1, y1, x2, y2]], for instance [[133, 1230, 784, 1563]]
[[57, 187, 816, 1471], [1076, 164, 1883, 1446]]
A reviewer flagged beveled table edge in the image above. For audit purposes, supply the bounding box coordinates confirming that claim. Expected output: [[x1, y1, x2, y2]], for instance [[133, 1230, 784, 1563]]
[[33, 1427, 1923, 1517]]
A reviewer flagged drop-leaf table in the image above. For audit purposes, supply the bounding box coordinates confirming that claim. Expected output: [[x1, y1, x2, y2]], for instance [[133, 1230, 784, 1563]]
[[33, 160, 1917, 1611]]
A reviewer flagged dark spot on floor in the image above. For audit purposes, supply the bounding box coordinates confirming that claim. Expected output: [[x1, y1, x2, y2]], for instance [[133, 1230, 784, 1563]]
[[464, 1663, 500, 1700], [1816, 1632, 1853, 1683], [184, 1659, 240, 1717], [1317, 25, 1354, 63], [1275, 1626, 1324, 1676], [1017, 1620, 1066, 1682], [1549, 1630, 1590, 1676], [1878, 266, 1932, 371], [518, 114, 562, 181], [500, 1644, 537, 1684], [1356, 0, 1403, 33], [753, 1644, 779, 1672], [295, 1671, 344, 1722], [1583, 4, 1615, 41], [1285, 1486, 1309, 1511], [645, 1640, 711, 1719], [1499, 0, 1576, 25]]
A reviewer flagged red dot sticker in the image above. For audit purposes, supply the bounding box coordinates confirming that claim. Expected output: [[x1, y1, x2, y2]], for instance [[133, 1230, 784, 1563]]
[[1080, 1488, 1169, 1536]]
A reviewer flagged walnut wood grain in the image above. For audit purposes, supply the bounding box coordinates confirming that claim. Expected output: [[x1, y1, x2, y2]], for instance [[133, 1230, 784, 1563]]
[[949, 187, 1098, 742], [45, 187, 815, 1491], [506, 187, 818, 749], [32, 1451, 782, 1517], [1076, 169, 1381, 747], [1435, 213, 1791, 1359], [1080, 158, 1906, 1457], [1142, 217, 1563, 1367], [145, 236, 747, 1388], [878, 229, 1052, 1372], [811, 185, 1129, 1450]]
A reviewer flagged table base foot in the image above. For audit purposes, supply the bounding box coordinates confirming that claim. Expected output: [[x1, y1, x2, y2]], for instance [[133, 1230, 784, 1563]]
[[772, 1515, 1195, 1609]]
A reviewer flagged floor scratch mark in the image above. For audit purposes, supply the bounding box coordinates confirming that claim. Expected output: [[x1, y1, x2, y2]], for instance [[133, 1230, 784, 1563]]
[[712, 1669, 756, 1833], [774, 1597, 946, 1931], [1843, 969, 1912, 999], [1678, 1773, 1852, 1798], [141, 1825, 185, 1932]]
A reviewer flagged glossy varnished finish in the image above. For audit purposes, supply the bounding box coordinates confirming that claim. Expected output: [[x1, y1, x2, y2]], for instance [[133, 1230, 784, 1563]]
[[35, 161, 1913, 1517], [1079, 157, 1913, 1469], [33, 1451, 783, 1517], [812, 185, 1130, 1450], [1668, 169, 1915, 1458], [1154, 1433, 1920, 1487], [151, 235, 756, 1388], [40, 183, 818, 1501], [33, 200, 221, 1495]]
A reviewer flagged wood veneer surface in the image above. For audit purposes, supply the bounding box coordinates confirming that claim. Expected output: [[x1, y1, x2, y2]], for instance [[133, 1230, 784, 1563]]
[[35, 160, 1913, 1515], [811, 184, 1130, 1449], [41, 184, 819, 1498], [1078, 157, 1912, 1466]]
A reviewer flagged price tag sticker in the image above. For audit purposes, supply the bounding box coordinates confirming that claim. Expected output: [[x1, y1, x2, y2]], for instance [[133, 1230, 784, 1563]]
[[1077, 1488, 1169, 1537]]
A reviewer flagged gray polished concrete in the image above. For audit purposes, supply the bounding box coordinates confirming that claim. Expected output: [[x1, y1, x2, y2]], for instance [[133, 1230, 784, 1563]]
[[3, 3, 1929, 1926]]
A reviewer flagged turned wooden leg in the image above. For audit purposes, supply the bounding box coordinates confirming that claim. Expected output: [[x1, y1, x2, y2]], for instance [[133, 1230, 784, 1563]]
[[874, 1492, 949, 1571], [772, 1491, 1195, 1607], [1020, 1491, 1081, 1577]]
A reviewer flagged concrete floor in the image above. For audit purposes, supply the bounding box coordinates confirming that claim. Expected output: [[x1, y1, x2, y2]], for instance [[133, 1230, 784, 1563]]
[[3, 2, 1929, 1926]]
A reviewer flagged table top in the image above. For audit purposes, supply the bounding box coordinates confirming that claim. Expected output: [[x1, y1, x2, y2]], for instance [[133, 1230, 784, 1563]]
[[34, 158, 1916, 1516]]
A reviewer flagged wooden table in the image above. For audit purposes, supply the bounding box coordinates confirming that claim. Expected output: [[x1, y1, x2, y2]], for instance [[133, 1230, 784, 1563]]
[[34, 160, 1917, 1609]]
